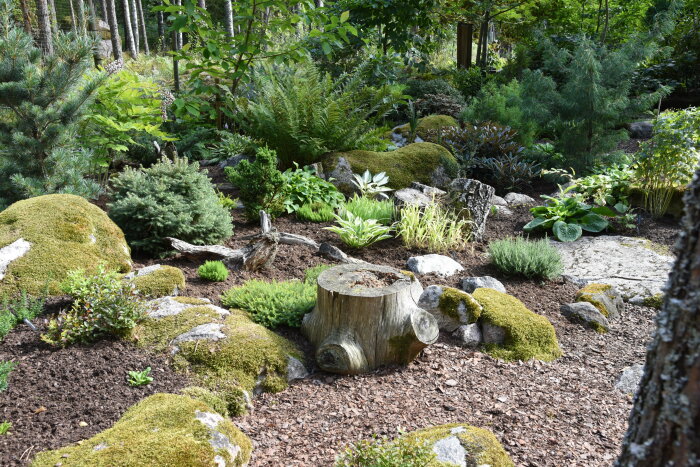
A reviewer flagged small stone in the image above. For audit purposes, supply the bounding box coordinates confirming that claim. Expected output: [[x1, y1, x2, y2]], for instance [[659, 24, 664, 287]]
[[504, 192, 536, 205], [78, 421, 88, 427], [481, 322, 506, 345], [452, 324, 482, 347], [407, 254, 464, 278], [459, 276, 506, 294], [575, 283, 624, 320], [615, 364, 645, 395], [171, 323, 226, 345], [286, 356, 309, 382], [432, 436, 467, 466], [393, 188, 433, 209], [491, 195, 508, 206], [490, 205, 514, 218], [628, 120, 653, 139], [560, 302, 610, 333], [410, 182, 447, 198], [0, 238, 32, 281], [445, 379, 458, 387]]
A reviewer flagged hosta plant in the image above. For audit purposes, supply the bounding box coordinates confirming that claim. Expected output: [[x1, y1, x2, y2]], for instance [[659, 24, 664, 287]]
[[524, 187, 617, 242], [325, 212, 394, 248], [351, 170, 392, 198]]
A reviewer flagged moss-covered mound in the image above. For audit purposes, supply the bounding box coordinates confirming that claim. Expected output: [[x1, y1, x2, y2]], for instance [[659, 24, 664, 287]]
[[473, 288, 562, 362], [438, 287, 482, 324], [394, 115, 459, 140], [131, 265, 186, 298], [403, 423, 513, 467], [31, 394, 252, 467], [324, 142, 458, 193], [134, 304, 302, 415], [0, 194, 131, 296]]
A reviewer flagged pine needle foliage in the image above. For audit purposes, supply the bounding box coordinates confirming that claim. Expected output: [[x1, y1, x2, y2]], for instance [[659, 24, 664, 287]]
[[235, 61, 404, 168], [0, 0, 104, 207]]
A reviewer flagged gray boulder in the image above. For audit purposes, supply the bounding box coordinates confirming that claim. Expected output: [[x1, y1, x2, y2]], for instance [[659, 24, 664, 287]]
[[459, 276, 506, 294], [628, 121, 653, 139], [615, 363, 645, 395], [286, 356, 309, 382], [0, 238, 32, 281], [560, 302, 610, 333], [481, 322, 506, 345], [452, 324, 482, 347], [407, 254, 464, 278], [393, 188, 433, 209], [575, 284, 624, 320], [172, 323, 227, 346], [491, 195, 508, 206], [504, 192, 536, 205], [410, 182, 447, 199], [490, 205, 514, 218], [448, 178, 496, 242], [417, 285, 482, 332]]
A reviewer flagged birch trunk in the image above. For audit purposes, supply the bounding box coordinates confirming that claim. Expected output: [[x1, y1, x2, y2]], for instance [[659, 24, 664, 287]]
[[223, 0, 234, 38], [123, 0, 137, 57], [130, 0, 139, 52]]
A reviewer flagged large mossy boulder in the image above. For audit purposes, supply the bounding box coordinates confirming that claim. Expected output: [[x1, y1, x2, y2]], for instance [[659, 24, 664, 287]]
[[323, 142, 458, 194], [472, 288, 562, 362], [127, 265, 187, 298], [393, 114, 459, 140], [0, 194, 131, 296], [403, 423, 513, 467], [31, 393, 252, 467], [133, 297, 304, 415]]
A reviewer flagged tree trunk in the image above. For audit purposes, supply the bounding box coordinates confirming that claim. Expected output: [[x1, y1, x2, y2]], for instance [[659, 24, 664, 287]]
[[175, 0, 182, 49], [18, 0, 32, 33], [99, 0, 107, 22], [136, 0, 148, 54], [157, 7, 164, 50], [77, 0, 87, 34], [69, 0, 77, 31], [105, 0, 123, 61], [130, 0, 139, 52], [223, 0, 234, 38], [457, 22, 473, 69], [302, 264, 439, 375], [123, 0, 137, 57], [35, 0, 54, 55], [616, 165, 700, 466], [448, 178, 496, 242], [87, 0, 102, 67], [48, 0, 58, 32], [197, 0, 205, 8]]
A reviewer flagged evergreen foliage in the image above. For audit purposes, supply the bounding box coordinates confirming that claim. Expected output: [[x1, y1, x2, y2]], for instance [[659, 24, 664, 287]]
[[0, 0, 103, 207], [488, 237, 563, 280], [198, 261, 229, 282], [109, 157, 233, 255]]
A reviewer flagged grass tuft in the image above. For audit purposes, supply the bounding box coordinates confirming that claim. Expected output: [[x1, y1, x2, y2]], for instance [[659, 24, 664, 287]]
[[488, 236, 563, 280]]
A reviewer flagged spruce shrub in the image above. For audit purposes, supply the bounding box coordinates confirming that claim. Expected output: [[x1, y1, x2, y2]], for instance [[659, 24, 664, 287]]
[[198, 261, 229, 282], [488, 236, 563, 280], [109, 157, 233, 255], [225, 147, 286, 221]]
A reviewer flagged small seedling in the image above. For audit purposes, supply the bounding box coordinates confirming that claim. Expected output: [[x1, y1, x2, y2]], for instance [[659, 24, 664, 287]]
[[0, 421, 11, 435], [127, 367, 153, 386], [0, 360, 16, 392]]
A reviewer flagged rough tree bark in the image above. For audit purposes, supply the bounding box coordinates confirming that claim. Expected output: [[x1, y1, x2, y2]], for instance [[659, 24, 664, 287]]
[[18, 0, 32, 33], [616, 166, 700, 466], [136, 0, 148, 54], [123, 0, 137, 57], [302, 264, 439, 375], [105, 0, 123, 61], [448, 178, 495, 242], [35, 0, 54, 55]]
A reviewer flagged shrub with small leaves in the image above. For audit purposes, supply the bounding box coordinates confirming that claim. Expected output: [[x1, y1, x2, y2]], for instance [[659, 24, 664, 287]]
[[42, 266, 147, 347], [335, 434, 436, 467], [198, 261, 229, 282], [0, 292, 45, 341], [488, 236, 563, 280], [281, 164, 345, 213]]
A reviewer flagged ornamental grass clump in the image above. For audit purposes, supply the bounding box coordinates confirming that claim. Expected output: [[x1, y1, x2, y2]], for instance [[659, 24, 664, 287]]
[[198, 261, 229, 282], [488, 236, 563, 280], [397, 202, 471, 252], [341, 195, 395, 225]]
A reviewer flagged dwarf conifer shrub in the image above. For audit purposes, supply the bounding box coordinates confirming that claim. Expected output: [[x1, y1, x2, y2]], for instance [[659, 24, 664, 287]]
[[488, 236, 563, 280], [109, 157, 233, 255], [198, 261, 229, 282]]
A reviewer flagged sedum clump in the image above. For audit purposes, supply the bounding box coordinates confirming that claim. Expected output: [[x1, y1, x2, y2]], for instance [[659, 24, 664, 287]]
[[336, 435, 436, 467], [488, 236, 563, 280], [198, 261, 229, 282], [109, 157, 233, 255]]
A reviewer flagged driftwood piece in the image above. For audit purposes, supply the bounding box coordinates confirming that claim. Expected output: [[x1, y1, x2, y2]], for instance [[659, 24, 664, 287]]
[[301, 264, 439, 374], [166, 234, 278, 272]]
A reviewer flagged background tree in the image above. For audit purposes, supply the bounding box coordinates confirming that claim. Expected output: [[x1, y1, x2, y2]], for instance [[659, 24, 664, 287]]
[[105, 0, 123, 61], [35, 0, 53, 54], [616, 162, 700, 465], [123, 0, 137, 56]]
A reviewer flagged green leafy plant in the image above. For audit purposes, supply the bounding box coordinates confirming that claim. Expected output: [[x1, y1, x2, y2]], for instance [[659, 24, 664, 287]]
[[198, 261, 229, 282], [127, 367, 154, 386], [225, 147, 287, 221], [0, 360, 16, 392], [282, 165, 345, 214], [342, 196, 395, 225], [0, 421, 10, 435], [571, 165, 636, 228], [351, 170, 393, 197], [635, 107, 700, 217], [235, 61, 402, 167], [524, 187, 617, 242], [523, 142, 566, 170], [0, 291, 45, 341], [220, 266, 328, 328], [489, 236, 563, 280], [397, 201, 471, 252], [478, 154, 541, 192], [335, 434, 436, 467], [42, 266, 147, 347], [325, 212, 394, 249], [296, 202, 337, 223], [209, 132, 258, 163], [216, 191, 239, 210], [109, 156, 233, 255]]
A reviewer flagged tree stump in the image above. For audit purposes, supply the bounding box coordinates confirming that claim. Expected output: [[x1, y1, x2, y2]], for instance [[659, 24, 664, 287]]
[[301, 264, 439, 375], [448, 178, 496, 242]]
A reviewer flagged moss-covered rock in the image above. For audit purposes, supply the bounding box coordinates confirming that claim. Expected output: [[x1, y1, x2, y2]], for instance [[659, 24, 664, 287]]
[[31, 393, 252, 467], [472, 288, 562, 362], [130, 265, 186, 298], [133, 305, 221, 353], [0, 194, 131, 296], [403, 423, 513, 467], [418, 285, 482, 332], [324, 143, 459, 194], [642, 293, 664, 309], [574, 283, 623, 319], [394, 115, 459, 140]]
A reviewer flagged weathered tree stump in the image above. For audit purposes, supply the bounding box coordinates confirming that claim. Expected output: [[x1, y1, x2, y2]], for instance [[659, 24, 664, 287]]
[[448, 178, 496, 242], [301, 264, 439, 374]]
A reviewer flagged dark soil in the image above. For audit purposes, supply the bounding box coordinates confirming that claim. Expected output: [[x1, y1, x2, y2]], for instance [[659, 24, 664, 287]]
[[0, 323, 190, 466]]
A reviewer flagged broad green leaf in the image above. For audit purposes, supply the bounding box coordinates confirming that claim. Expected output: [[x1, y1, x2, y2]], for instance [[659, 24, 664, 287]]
[[553, 221, 582, 242], [590, 206, 617, 217], [578, 213, 608, 232]]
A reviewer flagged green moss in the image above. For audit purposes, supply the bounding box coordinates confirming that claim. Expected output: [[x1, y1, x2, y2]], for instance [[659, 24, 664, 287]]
[[173, 297, 210, 305], [0, 194, 132, 296], [132, 306, 220, 353], [395, 115, 459, 140], [400, 270, 416, 281], [643, 293, 664, 309], [403, 423, 514, 467], [31, 394, 252, 467], [180, 386, 230, 417], [131, 266, 186, 298], [438, 287, 482, 323], [325, 142, 458, 191], [472, 288, 562, 362], [590, 321, 609, 334], [173, 310, 300, 415], [575, 283, 616, 317]]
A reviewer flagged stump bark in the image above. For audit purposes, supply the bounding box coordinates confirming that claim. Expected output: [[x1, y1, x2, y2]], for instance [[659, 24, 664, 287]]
[[448, 178, 496, 242], [301, 264, 439, 374]]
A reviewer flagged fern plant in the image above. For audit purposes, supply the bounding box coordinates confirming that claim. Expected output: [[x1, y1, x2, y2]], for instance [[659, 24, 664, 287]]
[[235, 61, 404, 168]]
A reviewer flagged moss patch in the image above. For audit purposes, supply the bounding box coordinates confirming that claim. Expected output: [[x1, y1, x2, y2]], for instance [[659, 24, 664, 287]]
[[575, 283, 613, 317], [0, 194, 132, 296], [472, 288, 562, 362], [395, 115, 459, 140], [132, 306, 220, 353], [438, 287, 482, 323], [131, 266, 186, 298], [173, 297, 209, 306], [31, 394, 252, 467], [643, 293, 664, 309], [325, 142, 458, 191], [403, 423, 514, 467], [180, 386, 230, 417]]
